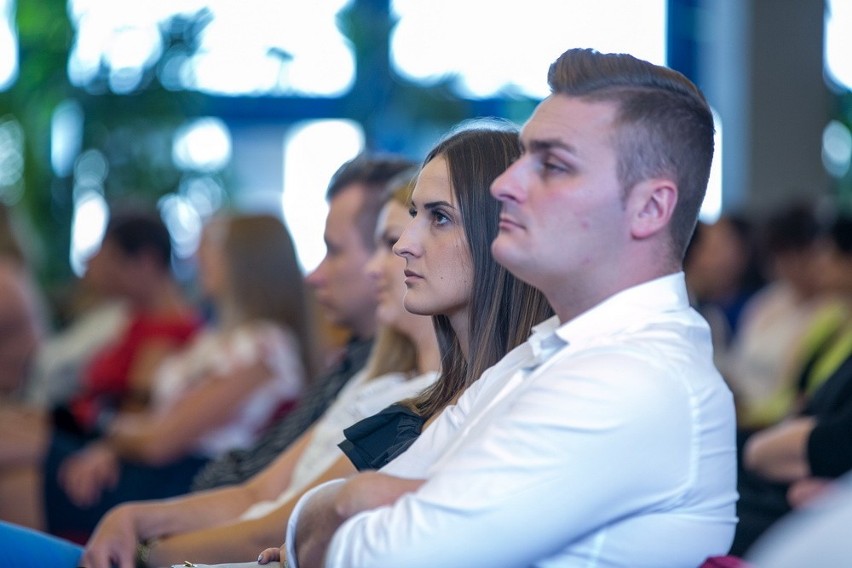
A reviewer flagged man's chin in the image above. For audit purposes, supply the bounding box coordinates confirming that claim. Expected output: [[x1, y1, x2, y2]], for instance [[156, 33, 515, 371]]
[[491, 237, 519, 268]]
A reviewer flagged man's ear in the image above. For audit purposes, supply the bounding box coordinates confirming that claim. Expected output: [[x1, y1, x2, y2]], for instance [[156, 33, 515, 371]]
[[629, 178, 678, 240]]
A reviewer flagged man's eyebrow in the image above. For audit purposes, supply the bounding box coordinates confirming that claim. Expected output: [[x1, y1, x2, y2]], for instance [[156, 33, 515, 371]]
[[524, 138, 579, 156]]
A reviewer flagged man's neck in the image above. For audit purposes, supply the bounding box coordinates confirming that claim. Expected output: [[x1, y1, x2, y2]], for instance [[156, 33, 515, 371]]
[[549, 269, 680, 324]]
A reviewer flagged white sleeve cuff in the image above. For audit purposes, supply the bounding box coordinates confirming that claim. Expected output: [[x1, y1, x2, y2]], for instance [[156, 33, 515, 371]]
[[285, 478, 347, 568]]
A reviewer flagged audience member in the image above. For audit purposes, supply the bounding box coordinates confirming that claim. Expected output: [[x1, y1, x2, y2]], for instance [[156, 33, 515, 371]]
[[731, 213, 852, 556], [188, 155, 414, 491], [724, 202, 836, 429], [280, 47, 735, 568], [0, 211, 202, 530], [21, 248, 130, 409]]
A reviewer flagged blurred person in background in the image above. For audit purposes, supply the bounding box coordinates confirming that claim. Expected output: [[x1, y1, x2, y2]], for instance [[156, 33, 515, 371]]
[[732, 213, 852, 556], [0, 210, 202, 530], [20, 241, 130, 411], [723, 201, 836, 430]]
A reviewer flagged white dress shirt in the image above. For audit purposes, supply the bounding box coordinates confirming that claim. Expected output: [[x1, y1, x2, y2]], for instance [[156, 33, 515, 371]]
[[287, 273, 738, 568]]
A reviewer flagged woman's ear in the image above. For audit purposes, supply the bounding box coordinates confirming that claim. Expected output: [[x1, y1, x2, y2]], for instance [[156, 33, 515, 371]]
[[629, 178, 678, 240]]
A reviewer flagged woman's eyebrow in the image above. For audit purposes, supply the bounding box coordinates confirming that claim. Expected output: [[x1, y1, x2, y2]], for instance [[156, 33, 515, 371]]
[[423, 200, 455, 211]]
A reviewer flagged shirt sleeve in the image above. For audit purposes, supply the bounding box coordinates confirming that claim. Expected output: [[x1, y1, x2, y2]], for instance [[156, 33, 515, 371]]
[[285, 479, 347, 568], [324, 352, 704, 568]]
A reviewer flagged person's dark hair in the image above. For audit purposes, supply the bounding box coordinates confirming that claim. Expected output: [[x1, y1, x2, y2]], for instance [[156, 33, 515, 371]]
[[404, 122, 554, 419], [827, 213, 852, 256], [762, 202, 822, 255], [724, 212, 766, 294], [547, 48, 715, 262], [104, 211, 172, 269], [325, 153, 416, 250]]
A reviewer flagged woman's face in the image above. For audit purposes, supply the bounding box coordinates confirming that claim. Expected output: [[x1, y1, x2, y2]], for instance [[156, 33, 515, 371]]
[[393, 156, 473, 324], [365, 200, 413, 330]]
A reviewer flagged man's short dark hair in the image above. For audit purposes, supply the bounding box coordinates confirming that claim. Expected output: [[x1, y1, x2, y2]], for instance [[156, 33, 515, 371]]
[[547, 48, 715, 262], [325, 153, 416, 249]]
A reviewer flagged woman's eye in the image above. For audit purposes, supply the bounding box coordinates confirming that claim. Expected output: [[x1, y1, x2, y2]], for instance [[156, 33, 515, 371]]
[[408, 207, 417, 218], [432, 211, 449, 226]]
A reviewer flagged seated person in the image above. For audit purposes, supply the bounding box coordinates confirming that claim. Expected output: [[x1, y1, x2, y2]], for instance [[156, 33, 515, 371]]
[[722, 202, 835, 429], [22, 252, 130, 410]]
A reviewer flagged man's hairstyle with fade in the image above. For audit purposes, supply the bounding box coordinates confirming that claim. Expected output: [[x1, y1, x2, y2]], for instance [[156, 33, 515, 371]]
[[325, 154, 417, 250], [547, 48, 715, 262]]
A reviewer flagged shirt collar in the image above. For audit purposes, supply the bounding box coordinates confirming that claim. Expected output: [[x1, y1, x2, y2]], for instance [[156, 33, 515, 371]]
[[553, 272, 690, 346], [524, 316, 565, 370]]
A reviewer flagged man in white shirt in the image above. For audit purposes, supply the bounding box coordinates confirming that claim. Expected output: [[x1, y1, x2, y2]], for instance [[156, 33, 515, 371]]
[[286, 47, 738, 568]]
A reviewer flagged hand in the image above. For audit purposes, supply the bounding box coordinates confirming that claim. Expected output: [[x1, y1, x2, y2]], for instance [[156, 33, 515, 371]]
[[787, 477, 835, 509], [257, 544, 285, 564], [58, 441, 120, 507], [81, 504, 140, 568], [335, 472, 426, 519], [743, 417, 815, 482]]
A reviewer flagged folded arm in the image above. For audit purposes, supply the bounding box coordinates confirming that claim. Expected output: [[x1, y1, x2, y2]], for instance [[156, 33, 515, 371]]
[[108, 358, 275, 465], [743, 417, 816, 482], [293, 473, 425, 568]]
